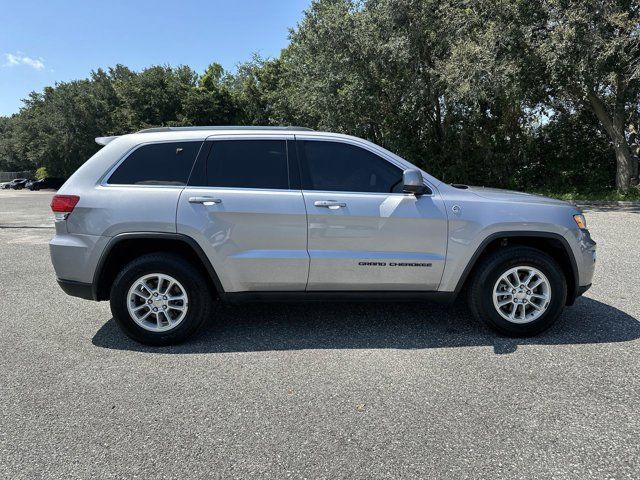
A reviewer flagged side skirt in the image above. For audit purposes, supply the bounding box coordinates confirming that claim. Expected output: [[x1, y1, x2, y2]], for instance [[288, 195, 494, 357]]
[[221, 291, 456, 305]]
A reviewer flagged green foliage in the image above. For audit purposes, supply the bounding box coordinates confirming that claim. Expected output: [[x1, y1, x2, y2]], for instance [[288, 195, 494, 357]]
[[0, 64, 242, 177], [515, 110, 615, 192], [443, 0, 640, 190], [1, 0, 638, 196], [35, 167, 48, 179]]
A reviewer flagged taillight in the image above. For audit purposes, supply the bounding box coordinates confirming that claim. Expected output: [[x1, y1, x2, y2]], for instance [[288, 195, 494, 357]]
[[51, 195, 80, 217]]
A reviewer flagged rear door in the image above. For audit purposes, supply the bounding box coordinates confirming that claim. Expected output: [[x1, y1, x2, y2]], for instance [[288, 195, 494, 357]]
[[296, 137, 448, 291], [177, 135, 309, 292]]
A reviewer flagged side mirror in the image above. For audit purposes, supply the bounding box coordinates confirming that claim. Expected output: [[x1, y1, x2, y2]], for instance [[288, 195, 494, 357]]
[[402, 169, 428, 195]]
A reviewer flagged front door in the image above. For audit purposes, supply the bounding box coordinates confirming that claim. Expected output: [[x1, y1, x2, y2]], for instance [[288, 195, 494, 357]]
[[296, 138, 448, 291], [177, 136, 309, 292]]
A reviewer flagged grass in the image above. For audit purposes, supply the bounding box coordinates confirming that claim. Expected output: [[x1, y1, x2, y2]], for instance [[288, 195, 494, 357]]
[[531, 188, 640, 202]]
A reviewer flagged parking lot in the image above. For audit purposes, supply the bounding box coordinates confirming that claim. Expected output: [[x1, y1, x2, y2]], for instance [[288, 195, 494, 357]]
[[0, 190, 638, 479]]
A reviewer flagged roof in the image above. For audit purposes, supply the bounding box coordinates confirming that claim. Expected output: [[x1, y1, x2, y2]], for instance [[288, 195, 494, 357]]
[[89, 126, 443, 189], [96, 126, 314, 146]]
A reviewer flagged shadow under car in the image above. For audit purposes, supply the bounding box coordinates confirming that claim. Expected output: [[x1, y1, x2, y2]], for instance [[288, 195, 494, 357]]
[[92, 296, 640, 355]]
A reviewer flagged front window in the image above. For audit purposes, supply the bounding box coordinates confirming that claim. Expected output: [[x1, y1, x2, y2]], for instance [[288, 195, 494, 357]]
[[297, 140, 403, 193]]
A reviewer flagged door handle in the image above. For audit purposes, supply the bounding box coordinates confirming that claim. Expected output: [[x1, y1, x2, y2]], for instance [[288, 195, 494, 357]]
[[189, 196, 222, 205], [314, 200, 346, 209]]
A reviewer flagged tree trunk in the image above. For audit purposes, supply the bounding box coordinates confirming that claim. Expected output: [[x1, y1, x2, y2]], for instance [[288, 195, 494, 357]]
[[613, 141, 633, 191], [586, 91, 633, 192], [629, 130, 639, 184]]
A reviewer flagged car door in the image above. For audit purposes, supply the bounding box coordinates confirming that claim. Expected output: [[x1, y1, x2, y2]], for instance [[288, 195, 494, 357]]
[[296, 137, 448, 291], [177, 135, 309, 292]]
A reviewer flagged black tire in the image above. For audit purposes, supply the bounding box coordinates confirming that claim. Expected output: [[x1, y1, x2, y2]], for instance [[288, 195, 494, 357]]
[[110, 253, 213, 346], [468, 246, 567, 336]]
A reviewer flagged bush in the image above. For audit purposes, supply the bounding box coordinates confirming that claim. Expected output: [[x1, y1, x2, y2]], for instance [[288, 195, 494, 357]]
[[35, 167, 49, 179], [515, 111, 614, 192]]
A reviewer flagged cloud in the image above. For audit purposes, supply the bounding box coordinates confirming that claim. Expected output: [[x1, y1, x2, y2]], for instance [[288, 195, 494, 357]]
[[3, 52, 45, 70]]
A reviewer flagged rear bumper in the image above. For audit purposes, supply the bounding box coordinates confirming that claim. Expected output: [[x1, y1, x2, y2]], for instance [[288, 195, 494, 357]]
[[49, 233, 109, 284], [56, 278, 95, 300]]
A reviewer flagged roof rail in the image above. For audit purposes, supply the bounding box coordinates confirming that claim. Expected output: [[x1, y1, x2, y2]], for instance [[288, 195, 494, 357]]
[[137, 126, 314, 133]]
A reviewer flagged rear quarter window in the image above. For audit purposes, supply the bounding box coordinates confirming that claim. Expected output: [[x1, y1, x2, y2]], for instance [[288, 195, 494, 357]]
[[108, 141, 202, 186]]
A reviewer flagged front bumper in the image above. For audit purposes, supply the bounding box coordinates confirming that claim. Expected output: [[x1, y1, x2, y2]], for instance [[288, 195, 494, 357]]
[[577, 228, 597, 287], [576, 283, 591, 297]]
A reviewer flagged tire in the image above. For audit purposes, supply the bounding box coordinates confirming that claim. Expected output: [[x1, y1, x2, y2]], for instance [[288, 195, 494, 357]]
[[110, 253, 213, 346], [468, 246, 567, 336]]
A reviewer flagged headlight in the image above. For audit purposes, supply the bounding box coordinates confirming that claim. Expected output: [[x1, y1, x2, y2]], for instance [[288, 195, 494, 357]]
[[573, 214, 587, 229]]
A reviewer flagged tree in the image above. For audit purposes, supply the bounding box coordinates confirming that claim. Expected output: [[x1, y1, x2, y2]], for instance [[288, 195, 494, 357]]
[[185, 63, 240, 125], [1, 0, 637, 194], [111, 65, 198, 130], [272, 0, 532, 186], [445, 0, 640, 191], [230, 55, 293, 125], [0, 63, 245, 176]]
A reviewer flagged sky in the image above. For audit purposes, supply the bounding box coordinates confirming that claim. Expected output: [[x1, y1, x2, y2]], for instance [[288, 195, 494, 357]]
[[0, 0, 311, 116]]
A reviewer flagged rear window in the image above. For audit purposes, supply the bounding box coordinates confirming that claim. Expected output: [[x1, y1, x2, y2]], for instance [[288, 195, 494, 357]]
[[108, 141, 201, 186], [206, 140, 289, 189]]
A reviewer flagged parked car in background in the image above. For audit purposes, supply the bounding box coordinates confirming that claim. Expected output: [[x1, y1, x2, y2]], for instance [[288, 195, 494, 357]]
[[0, 181, 9, 189], [11, 178, 33, 190], [3, 178, 28, 189], [26, 177, 65, 191]]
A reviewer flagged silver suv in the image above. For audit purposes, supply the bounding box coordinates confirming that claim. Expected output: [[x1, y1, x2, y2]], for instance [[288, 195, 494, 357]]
[[50, 126, 596, 345]]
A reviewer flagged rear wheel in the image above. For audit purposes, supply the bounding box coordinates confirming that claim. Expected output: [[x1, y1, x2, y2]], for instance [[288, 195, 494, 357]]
[[110, 253, 212, 345], [468, 246, 567, 336]]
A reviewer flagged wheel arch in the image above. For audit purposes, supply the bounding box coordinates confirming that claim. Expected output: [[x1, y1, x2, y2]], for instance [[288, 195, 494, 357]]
[[454, 231, 579, 305], [93, 232, 224, 301]]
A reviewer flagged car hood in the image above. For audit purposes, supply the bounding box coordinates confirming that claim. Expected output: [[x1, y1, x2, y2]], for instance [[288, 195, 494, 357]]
[[463, 186, 572, 207]]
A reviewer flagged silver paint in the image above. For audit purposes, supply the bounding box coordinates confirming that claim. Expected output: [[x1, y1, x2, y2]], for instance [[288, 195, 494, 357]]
[[50, 128, 596, 297]]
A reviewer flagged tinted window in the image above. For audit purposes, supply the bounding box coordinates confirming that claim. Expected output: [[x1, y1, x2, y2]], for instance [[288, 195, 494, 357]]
[[207, 140, 289, 189], [108, 141, 201, 185], [299, 141, 403, 193]]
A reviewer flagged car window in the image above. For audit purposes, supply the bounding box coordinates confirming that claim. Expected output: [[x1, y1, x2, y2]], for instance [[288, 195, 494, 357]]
[[108, 141, 202, 186], [298, 140, 403, 193], [206, 140, 289, 189]]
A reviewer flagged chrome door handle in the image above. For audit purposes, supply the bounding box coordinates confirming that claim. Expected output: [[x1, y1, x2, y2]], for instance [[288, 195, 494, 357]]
[[314, 200, 346, 209], [189, 196, 222, 205]]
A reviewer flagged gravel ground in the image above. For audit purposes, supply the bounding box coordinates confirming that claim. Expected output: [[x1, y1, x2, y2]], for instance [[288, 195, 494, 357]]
[[0, 190, 638, 479]]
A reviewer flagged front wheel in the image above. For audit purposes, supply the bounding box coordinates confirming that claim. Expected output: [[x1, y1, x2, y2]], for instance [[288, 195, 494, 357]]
[[468, 246, 567, 336], [110, 253, 213, 345]]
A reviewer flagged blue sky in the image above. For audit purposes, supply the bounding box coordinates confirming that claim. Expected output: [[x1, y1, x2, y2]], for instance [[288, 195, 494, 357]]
[[0, 0, 311, 116]]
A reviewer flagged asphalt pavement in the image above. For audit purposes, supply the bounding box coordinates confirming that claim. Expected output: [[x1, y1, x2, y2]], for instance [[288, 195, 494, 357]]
[[0, 190, 638, 479]]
